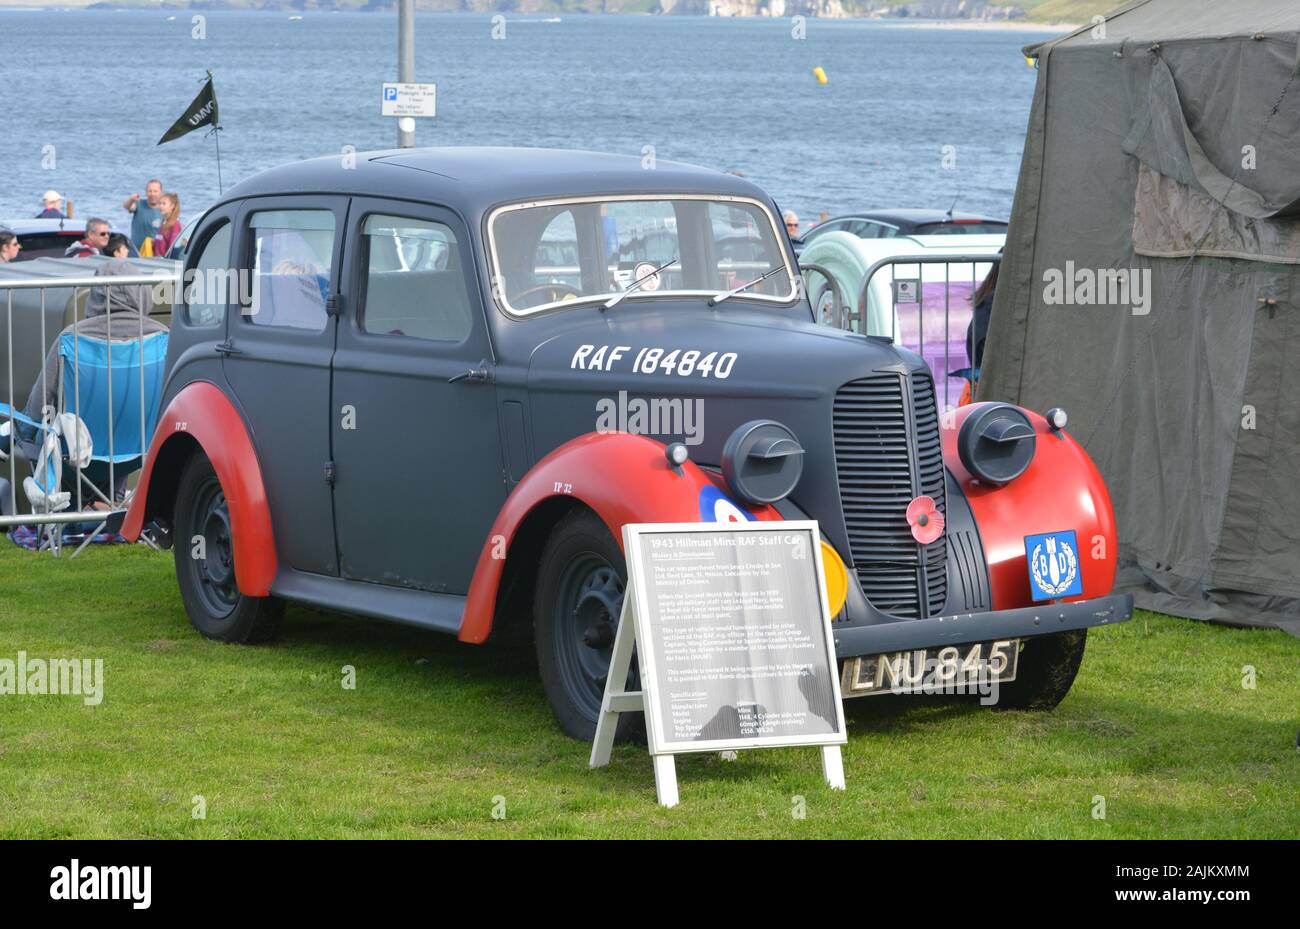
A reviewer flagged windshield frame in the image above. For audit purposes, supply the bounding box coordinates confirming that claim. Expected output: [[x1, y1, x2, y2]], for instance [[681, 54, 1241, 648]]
[[484, 192, 799, 318]]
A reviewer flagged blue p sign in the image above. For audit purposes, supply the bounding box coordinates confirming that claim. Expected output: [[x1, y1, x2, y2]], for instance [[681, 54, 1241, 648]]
[[384, 87, 398, 101]]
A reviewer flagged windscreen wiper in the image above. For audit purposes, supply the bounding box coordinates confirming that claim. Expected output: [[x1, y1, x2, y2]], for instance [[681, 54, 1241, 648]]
[[603, 256, 678, 310], [708, 265, 788, 306]]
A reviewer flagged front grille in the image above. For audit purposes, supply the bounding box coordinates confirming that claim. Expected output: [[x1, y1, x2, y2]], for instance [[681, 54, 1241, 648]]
[[832, 372, 948, 619]]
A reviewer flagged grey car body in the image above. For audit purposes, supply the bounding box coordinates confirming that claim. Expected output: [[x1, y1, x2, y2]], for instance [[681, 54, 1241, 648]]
[[139, 147, 1131, 739]]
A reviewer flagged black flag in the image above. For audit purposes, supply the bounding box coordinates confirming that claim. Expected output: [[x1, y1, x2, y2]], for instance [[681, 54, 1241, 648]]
[[157, 75, 219, 145]]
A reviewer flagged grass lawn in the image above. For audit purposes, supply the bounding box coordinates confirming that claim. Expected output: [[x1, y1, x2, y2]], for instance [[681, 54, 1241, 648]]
[[0, 542, 1296, 839]]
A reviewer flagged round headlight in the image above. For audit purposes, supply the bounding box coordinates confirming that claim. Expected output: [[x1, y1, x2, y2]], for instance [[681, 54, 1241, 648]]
[[957, 403, 1037, 485], [721, 420, 805, 504]]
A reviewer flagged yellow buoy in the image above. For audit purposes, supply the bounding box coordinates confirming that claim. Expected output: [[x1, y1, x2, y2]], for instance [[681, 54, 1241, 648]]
[[813, 66, 828, 85]]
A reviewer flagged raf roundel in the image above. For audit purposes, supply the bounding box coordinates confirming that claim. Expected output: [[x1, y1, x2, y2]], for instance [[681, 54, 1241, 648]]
[[698, 485, 755, 523]]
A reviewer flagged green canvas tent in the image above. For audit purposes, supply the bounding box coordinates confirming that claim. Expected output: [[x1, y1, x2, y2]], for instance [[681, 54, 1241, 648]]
[[979, 0, 1300, 635]]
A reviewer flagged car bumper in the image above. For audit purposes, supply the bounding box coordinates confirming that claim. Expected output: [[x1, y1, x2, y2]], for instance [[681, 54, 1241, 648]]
[[831, 593, 1134, 659]]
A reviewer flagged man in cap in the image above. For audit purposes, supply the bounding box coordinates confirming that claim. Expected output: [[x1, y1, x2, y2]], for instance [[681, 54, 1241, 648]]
[[35, 190, 65, 219]]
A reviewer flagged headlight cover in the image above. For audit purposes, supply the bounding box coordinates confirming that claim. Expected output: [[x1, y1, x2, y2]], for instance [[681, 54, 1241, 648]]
[[957, 403, 1037, 485], [721, 420, 805, 504]]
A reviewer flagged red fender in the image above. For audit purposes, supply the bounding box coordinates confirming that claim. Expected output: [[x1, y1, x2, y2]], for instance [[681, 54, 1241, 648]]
[[941, 403, 1117, 610], [122, 381, 277, 596], [458, 432, 779, 644]]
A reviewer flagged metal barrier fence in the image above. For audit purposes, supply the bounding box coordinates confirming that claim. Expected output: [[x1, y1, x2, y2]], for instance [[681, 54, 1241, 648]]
[[1, 269, 178, 555], [802, 252, 1002, 411]]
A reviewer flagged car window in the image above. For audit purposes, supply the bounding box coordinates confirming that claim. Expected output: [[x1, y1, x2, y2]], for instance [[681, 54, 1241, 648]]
[[913, 222, 1008, 236], [360, 214, 472, 343], [15, 232, 83, 260], [489, 195, 795, 315], [246, 209, 335, 332], [183, 221, 232, 328], [804, 220, 843, 241]]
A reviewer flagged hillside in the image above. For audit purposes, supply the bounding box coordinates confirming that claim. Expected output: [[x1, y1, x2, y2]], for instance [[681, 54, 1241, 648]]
[[0, 0, 1124, 23]]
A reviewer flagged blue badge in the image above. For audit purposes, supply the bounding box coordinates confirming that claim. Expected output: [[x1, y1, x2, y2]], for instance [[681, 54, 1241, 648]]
[[1024, 530, 1084, 601], [698, 485, 754, 523]]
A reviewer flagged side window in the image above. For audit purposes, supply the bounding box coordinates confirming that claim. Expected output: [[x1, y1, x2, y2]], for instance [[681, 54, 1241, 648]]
[[246, 209, 335, 332], [360, 214, 472, 343], [184, 221, 231, 328]]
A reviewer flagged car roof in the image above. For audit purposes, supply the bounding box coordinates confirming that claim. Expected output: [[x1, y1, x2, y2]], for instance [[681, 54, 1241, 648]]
[[0, 218, 92, 234], [823, 209, 1006, 228], [219, 146, 772, 219]]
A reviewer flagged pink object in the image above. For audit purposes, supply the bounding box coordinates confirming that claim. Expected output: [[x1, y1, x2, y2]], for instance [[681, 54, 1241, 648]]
[[906, 495, 945, 545]]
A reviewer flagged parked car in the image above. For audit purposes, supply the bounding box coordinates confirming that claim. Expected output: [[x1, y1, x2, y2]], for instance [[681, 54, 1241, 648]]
[[793, 209, 1008, 256], [0, 218, 138, 261], [122, 148, 1131, 741], [798, 227, 1006, 410], [165, 209, 208, 262]]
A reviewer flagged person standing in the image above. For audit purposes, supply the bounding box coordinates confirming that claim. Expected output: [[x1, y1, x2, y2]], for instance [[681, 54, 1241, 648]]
[[64, 218, 111, 258], [151, 193, 182, 258], [35, 190, 65, 219], [123, 179, 164, 250], [0, 231, 20, 262]]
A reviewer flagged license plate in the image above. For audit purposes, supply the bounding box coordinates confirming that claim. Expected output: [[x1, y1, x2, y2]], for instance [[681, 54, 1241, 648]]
[[841, 639, 1020, 697]]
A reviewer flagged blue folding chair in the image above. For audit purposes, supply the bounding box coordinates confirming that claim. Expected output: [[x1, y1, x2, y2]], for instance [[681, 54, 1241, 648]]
[[56, 330, 169, 553]]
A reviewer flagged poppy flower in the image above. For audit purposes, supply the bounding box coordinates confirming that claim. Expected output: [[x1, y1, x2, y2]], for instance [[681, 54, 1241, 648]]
[[906, 495, 945, 545]]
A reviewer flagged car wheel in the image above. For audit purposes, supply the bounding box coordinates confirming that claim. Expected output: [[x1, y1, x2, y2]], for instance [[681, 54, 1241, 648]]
[[992, 630, 1087, 710], [173, 452, 284, 644], [534, 509, 642, 743]]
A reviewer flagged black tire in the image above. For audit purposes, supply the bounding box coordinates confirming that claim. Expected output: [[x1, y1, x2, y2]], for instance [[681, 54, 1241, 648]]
[[533, 508, 642, 743], [173, 452, 284, 644], [993, 629, 1088, 710]]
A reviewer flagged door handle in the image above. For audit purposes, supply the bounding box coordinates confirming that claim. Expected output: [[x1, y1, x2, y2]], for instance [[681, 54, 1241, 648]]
[[215, 340, 242, 356], [448, 362, 492, 385]]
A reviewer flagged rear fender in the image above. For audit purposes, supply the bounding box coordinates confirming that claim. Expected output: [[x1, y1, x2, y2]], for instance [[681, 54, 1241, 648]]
[[122, 381, 277, 596], [458, 432, 778, 644]]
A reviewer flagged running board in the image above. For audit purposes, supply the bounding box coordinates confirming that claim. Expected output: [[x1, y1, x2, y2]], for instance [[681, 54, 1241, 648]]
[[270, 570, 464, 636]]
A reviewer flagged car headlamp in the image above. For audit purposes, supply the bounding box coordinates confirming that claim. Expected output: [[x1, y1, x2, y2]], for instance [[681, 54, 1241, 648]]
[[956, 403, 1036, 485], [721, 420, 805, 504]]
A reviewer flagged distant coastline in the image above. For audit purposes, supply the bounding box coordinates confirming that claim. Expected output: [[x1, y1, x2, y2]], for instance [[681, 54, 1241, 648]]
[[0, 0, 1108, 28]]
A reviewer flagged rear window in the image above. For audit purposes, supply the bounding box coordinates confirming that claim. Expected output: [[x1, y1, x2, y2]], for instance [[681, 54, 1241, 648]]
[[15, 232, 83, 260], [246, 209, 335, 332], [913, 222, 1008, 236]]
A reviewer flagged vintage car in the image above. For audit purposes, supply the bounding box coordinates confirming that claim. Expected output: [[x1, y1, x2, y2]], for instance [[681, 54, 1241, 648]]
[[122, 147, 1132, 741]]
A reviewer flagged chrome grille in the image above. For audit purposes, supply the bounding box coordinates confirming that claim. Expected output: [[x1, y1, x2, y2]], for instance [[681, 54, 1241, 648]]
[[832, 371, 948, 619]]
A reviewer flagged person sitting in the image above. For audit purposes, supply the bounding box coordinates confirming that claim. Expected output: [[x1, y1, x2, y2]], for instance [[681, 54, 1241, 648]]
[[64, 218, 111, 258], [103, 233, 132, 260], [35, 190, 65, 219], [5, 260, 168, 507], [0, 231, 20, 263]]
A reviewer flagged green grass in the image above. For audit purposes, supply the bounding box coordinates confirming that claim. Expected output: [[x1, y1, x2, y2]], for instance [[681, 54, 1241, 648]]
[[1, 542, 1296, 838]]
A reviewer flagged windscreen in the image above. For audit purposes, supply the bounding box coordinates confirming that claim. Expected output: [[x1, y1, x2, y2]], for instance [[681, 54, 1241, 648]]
[[488, 195, 797, 314]]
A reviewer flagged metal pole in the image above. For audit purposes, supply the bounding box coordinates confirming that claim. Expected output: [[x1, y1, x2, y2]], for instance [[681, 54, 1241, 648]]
[[397, 0, 416, 149]]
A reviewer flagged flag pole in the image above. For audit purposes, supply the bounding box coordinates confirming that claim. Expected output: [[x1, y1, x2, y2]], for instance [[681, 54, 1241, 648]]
[[213, 126, 224, 194]]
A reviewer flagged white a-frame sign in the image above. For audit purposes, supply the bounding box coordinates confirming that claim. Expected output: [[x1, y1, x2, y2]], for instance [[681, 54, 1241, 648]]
[[590, 521, 848, 807]]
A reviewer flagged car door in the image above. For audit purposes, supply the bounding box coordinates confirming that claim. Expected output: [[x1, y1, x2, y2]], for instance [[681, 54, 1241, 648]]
[[330, 198, 506, 594], [221, 197, 348, 577]]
